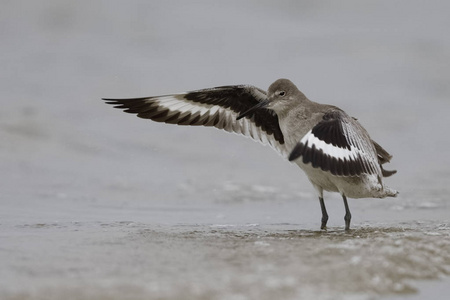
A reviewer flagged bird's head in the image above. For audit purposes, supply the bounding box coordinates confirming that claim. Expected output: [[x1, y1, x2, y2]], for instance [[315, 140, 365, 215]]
[[237, 79, 305, 120]]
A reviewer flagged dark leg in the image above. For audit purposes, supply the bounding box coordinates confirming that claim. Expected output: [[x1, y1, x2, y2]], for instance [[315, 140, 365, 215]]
[[319, 197, 328, 230], [342, 195, 351, 231]]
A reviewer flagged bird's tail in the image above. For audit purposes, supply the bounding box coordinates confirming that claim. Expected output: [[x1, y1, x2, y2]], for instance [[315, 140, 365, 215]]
[[381, 166, 397, 177], [372, 140, 397, 177]]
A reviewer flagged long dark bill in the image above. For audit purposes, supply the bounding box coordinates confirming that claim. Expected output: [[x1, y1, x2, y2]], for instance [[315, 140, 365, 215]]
[[236, 100, 270, 120]]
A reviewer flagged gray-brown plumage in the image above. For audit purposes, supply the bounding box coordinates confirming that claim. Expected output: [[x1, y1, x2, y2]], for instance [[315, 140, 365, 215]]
[[103, 78, 398, 230]]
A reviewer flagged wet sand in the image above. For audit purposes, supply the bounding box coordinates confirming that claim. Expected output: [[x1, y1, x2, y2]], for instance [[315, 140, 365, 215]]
[[1, 219, 449, 300]]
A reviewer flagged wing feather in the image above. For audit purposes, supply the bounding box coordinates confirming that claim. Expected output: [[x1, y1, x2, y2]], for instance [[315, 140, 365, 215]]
[[289, 110, 388, 178], [103, 85, 288, 157]]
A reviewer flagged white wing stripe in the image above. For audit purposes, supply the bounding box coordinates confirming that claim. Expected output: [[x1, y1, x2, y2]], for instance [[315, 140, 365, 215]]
[[300, 130, 364, 162], [105, 87, 288, 157]]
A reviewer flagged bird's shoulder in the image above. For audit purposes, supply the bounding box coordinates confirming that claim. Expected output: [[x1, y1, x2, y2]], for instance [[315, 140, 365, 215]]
[[317, 105, 352, 122], [311, 105, 371, 147]]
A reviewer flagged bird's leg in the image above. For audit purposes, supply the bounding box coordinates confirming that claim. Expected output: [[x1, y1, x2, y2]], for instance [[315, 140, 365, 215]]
[[319, 197, 328, 230], [342, 195, 351, 231]]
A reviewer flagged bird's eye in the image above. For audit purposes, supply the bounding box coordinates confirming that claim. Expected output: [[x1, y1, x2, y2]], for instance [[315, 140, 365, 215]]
[[278, 91, 286, 96]]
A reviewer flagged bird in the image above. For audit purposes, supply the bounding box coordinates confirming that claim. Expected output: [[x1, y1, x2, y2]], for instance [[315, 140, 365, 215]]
[[103, 78, 398, 231]]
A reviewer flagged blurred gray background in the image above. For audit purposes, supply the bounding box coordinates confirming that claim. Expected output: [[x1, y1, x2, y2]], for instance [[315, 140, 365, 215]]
[[1, 1, 449, 299]]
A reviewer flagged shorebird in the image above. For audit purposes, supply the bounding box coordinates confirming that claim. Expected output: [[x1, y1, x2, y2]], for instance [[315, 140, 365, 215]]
[[103, 79, 398, 230]]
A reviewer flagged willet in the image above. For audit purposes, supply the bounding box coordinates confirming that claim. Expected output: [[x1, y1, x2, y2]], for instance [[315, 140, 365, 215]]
[[103, 79, 398, 230]]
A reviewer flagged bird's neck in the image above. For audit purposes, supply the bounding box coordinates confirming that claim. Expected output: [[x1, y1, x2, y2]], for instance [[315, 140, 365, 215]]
[[276, 98, 324, 150]]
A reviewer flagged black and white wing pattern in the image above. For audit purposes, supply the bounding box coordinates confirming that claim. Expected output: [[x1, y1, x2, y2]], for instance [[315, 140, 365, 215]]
[[103, 85, 288, 156], [288, 110, 382, 177]]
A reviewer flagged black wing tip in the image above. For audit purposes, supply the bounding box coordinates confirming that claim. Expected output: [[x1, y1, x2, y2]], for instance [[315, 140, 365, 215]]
[[288, 143, 303, 162], [102, 99, 126, 108], [101, 97, 151, 108], [101, 98, 124, 104], [102, 97, 128, 101], [102, 98, 118, 104], [102, 96, 152, 101]]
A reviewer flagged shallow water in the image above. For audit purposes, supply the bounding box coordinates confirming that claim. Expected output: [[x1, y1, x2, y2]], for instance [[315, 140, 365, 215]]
[[1, 1, 450, 299], [1, 220, 449, 300]]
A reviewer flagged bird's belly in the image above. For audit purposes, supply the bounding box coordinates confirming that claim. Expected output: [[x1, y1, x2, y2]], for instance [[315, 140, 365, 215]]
[[295, 161, 386, 199]]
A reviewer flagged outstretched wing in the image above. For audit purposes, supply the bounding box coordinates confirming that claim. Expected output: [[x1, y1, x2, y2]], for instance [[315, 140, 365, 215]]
[[289, 110, 382, 177], [103, 85, 288, 156]]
